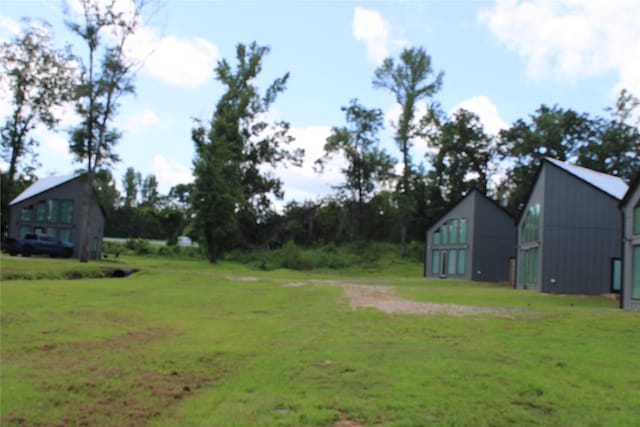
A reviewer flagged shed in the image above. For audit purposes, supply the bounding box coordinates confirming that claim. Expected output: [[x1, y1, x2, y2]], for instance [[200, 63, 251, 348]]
[[621, 172, 640, 310], [425, 189, 516, 283], [8, 173, 105, 259], [516, 158, 628, 294]]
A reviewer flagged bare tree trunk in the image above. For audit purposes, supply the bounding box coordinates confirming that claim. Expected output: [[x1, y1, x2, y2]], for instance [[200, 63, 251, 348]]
[[400, 224, 407, 257], [78, 171, 94, 262]]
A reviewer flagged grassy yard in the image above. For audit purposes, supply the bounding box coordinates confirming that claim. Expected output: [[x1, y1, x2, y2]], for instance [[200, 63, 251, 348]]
[[1, 254, 639, 426]]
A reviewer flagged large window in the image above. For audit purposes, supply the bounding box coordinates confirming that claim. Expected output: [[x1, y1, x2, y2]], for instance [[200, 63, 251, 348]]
[[35, 201, 47, 222], [459, 219, 467, 244], [59, 228, 72, 242], [448, 250, 457, 275], [634, 202, 640, 235], [633, 246, 640, 300], [457, 249, 466, 275], [20, 205, 33, 221], [48, 200, 60, 222], [519, 247, 539, 286], [432, 250, 440, 274], [612, 259, 621, 293], [521, 203, 540, 243], [61, 200, 73, 224], [450, 219, 458, 244]]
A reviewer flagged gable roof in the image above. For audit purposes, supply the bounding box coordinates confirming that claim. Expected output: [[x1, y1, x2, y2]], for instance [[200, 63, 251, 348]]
[[426, 188, 514, 233], [9, 173, 81, 206], [545, 157, 628, 200]]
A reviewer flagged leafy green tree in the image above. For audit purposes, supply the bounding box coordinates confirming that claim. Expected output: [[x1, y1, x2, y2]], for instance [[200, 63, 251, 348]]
[[427, 108, 495, 204], [66, 0, 148, 261], [122, 166, 142, 208], [373, 46, 443, 254], [0, 20, 74, 236], [317, 99, 395, 238], [191, 42, 302, 262], [498, 105, 593, 215], [140, 174, 159, 208], [577, 89, 640, 180]]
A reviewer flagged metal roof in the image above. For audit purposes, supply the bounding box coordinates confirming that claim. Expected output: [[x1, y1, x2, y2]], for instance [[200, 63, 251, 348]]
[[546, 158, 629, 200], [9, 173, 81, 206]]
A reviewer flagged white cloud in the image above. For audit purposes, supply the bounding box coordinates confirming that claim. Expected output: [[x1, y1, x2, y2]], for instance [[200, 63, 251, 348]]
[[450, 96, 508, 135], [352, 6, 391, 64], [479, 0, 640, 95], [0, 16, 21, 39], [123, 108, 161, 133], [126, 27, 220, 88], [152, 154, 193, 190], [277, 125, 343, 202]]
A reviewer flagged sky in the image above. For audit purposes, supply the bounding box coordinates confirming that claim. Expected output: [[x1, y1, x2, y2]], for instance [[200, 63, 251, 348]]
[[1, 0, 639, 203]]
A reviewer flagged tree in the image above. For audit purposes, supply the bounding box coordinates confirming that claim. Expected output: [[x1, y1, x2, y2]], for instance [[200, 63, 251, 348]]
[[140, 174, 159, 208], [122, 166, 142, 208], [0, 20, 74, 236], [373, 46, 443, 254], [427, 108, 495, 204], [577, 89, 640, 181], [191, 42, 302, 262], [317, 99, 395, 238], [498, 105, 594, 215], [66, 0, 148, 261]]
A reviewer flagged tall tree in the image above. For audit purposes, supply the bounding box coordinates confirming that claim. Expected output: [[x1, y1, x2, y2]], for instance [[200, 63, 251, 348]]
[[66, 0, 148, 261], [317, 99, 395, 238], [122, 166, 142, 208], [373, 46, 443, 254], [427, 108, 495, 204], [191, 42, 302, 262], [140, 174, 159, 208], [0, 20, 74, 236], [498, 105, 593, 215], [577, 89, 640, 180]]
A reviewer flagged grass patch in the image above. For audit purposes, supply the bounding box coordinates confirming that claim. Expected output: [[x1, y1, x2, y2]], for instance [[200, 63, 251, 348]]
[[1, 256, 639, 426]]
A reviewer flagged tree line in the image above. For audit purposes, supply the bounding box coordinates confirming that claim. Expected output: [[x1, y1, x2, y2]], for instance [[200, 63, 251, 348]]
[[2, 0, 639, 263]]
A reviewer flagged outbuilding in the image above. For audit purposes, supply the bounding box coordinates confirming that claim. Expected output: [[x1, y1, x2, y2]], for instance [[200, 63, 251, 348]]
[[425, 189, 516, 283], [516, 158, 628, 294], [621, 172, 640, 310], [8, 173, 105, 259]]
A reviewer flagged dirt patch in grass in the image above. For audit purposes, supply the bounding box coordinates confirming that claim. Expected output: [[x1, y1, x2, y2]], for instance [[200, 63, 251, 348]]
[[8, 330, 228, 426], [225, 275, 258, 282], [342, 284, 515, 316]]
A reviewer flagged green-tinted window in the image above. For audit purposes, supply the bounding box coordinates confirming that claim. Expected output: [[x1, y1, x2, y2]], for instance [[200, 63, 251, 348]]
[[61, 201, 73, 224], [448, 250, 457, 275], [459, 218, 467, 244], [519, 247, 539, 285], [457, 249, 466, 275], [432, 250, 440, 274], [442, 224, 449, 245], [48, 200, 60, 222], [433, 230, 441, 246], [633, 246, 640, 300], [19, 226, 31, 239], [612, 259, 621, 292], [35, 201, 46, 222], [20, 205, 33, 221], [634, 203, 640, 235], [521, 203, 540, 243], [59, 228, 71, 242], [46, 227, 58, 238], [450, 219, 458, 244]]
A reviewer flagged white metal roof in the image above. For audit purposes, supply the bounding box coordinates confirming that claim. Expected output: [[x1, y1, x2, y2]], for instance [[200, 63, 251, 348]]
[[546, 157, 628, 200], [9, 173, 81, 206]]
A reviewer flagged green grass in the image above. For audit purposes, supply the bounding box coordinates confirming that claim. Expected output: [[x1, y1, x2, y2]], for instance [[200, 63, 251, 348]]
[[1, 254, 639, 426]]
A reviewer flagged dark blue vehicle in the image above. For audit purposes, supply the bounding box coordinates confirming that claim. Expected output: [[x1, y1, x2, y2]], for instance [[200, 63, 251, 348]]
[[6, 233, 74, 258]]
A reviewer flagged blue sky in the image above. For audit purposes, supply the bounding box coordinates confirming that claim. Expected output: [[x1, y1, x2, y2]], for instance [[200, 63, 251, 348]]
[[1, 0, 639, 202]]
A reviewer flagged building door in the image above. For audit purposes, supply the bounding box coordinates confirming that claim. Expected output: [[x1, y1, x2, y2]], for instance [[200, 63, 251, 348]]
[[440, 250, 448, 278]]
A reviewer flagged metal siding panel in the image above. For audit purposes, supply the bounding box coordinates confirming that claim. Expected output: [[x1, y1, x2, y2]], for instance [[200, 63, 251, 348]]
[[542, 165, 622, 294]]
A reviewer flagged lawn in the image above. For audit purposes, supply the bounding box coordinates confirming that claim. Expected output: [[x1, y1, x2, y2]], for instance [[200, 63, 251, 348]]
[[1, 254, 639, 426]]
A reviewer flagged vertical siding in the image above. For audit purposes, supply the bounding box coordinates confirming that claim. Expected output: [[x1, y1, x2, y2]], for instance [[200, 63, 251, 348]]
[[622, 183, 640, 310], [425, 193, 476, 280], [8, 176, 105, 259], [541, 164, 622, 294], [472, 193, 516, 282]]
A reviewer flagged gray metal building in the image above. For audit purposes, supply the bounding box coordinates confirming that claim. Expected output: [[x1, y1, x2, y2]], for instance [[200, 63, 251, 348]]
[[9, 173, 105, 259], [516, 158, 628, 294], [621, 173, 640, 310], [425, 189, 516, 283]]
